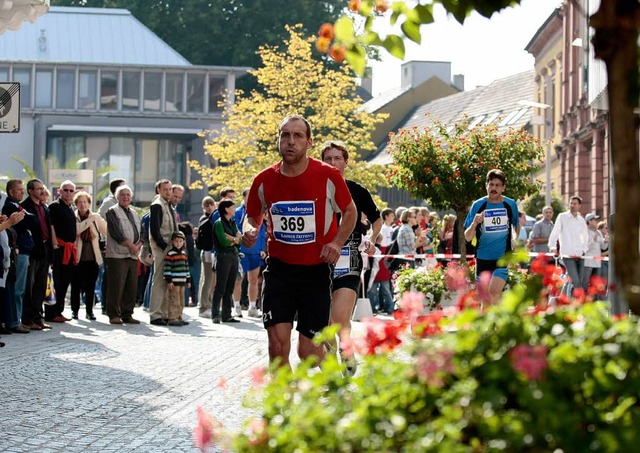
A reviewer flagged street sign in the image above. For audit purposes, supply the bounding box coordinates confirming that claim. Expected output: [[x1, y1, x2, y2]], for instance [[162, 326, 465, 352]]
[[0, 82, 20, 133]]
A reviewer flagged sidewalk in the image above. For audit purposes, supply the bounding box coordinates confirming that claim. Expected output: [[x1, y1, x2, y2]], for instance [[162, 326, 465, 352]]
[[0, 306, 270, 453]]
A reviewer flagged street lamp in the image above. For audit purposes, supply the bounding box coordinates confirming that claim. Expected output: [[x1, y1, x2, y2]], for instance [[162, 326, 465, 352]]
[[519, 100, 552, 206]]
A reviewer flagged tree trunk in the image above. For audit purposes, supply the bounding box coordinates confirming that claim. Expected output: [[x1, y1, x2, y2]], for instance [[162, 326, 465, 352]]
[[591, 0, 640, 313], [456, 208, 468, 264]]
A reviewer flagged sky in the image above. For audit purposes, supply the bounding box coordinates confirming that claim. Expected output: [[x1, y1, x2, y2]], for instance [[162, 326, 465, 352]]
[[370, 0, 563, 95]]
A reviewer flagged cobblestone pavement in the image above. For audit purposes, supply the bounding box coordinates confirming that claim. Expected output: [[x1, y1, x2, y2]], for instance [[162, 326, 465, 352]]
[[0, 306, 273, 452]]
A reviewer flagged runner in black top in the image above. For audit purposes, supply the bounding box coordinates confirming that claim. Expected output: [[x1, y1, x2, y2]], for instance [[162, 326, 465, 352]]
[[321, 140, 381, 375]]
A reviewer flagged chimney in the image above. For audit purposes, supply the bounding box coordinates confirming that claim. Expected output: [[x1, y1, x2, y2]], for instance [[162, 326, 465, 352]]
[[401, 61, 452, 90], [452, 74, 465, 91]]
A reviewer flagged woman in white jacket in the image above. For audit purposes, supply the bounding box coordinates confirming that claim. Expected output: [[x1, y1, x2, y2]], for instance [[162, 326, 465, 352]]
[[71, 191, 107, 320]]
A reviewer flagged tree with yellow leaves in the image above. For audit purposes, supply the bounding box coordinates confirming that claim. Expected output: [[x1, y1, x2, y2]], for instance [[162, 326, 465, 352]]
[[189, 25, 389, 201]]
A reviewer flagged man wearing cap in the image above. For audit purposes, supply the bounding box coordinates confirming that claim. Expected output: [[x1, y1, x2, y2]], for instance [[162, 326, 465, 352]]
[[582, 213, 607, 291], [547, 195, 589, 296], [105, 185, 142, 325]]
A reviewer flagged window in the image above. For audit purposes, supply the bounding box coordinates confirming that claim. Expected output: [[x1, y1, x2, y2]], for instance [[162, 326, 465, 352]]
[[109, 137, 135, 183], [143, 72, 162, 111], [35, 69, 53, 108], [507, 108, 528, 125], [100, 71, 119, 110], [0, 66, 8, 81], [187, 74, 204, 112], [78, 70, 97, 110], [136, 139, 159, 201], [122, 71, 141, 111], [499, 110, 519, 126], [165, 73, 183, 112], [208, 76, 225, 112], [13, 67, 31, 108], [483, 112, 500, 125], [467, 115, 486, 130], [56, 69, 75, 109]]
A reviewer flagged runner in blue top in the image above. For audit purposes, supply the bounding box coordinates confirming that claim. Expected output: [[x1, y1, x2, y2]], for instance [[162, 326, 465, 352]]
[[464, 169, 520, 304]]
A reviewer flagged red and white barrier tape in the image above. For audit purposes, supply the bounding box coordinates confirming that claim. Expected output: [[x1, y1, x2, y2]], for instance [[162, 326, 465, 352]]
[[371, 252, 609, 262]]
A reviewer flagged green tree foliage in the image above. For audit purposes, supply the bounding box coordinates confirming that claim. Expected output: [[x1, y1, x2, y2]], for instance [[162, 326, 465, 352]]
[[522, 192, 565, 222], [387, 118, 543, 257], [189, 25, 388, 200], [51, 0, 344, 72], [326, 0, 640, 312]]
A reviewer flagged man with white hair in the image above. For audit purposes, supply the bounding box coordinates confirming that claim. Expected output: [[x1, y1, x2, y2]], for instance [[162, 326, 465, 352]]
[[105, 185, 142, 325]]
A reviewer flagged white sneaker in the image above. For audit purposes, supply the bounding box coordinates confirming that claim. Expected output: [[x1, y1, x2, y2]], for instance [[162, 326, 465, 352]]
[[199, 310, 212, 318], [234, 306, 243, 317], [248, 307, 261, 318]]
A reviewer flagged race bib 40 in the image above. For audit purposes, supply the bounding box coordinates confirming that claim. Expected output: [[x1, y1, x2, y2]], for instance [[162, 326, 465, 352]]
[[483, 208, 509, 233]]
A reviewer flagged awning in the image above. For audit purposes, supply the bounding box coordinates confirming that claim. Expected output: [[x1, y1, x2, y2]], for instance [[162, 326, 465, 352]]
[[47, 124, 204, 135]]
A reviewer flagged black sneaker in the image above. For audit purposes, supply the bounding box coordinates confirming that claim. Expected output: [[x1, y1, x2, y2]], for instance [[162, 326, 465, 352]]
[[222, 317, 240, 323], [212, 316, 222, 324], [72, 312, 79, 320], [150, 318, 168, 326], [181, 320, 190, 326]]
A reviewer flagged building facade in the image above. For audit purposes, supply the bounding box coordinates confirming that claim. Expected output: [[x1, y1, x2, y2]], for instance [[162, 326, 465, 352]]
[[525, 7, 563, 204], [0, 7, 249, 221]]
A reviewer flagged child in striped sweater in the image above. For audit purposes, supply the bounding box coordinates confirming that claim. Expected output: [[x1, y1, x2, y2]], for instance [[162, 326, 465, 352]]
[[164, 231, 191, 326]]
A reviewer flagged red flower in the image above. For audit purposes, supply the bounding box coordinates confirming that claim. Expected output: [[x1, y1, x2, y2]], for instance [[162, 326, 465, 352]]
[[328, 44, 346, 63], [412, 311, 443, 338], [612, 313, 628, 321], [530, 254, 549, 275], [317, 23, 335, 41], [348, 0, 361, 13], [509, 344, 548, 381], [572, 287, 587, 304], [375, 0, 390, 13], [587, 275, 607, 296], [457, 290, 480, 310], [360, 318, 404, 355]]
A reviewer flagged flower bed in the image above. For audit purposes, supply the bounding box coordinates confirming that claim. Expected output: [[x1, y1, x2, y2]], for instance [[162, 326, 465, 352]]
[[197, 255, 638, 452]]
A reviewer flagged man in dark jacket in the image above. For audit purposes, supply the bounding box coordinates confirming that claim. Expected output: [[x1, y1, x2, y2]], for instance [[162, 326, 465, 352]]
[[2, 180, 32, 332], [20, 179, 53, 330]]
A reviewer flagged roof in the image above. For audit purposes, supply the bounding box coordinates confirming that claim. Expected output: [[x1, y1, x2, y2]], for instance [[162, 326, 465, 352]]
[[369, 70, 536, 165], [0, 6, 190, 66], [362, 85, 411, 113]]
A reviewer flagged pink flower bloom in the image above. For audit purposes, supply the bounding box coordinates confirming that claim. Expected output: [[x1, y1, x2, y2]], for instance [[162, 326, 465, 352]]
[[441, 305, 459, 317], [415, 349, 455, 388], [193, 406, 215, 451], [509, 344, 549, 381], [398, 291, 424, 321], [250, 366, 267, 385], [247, 418, 269, 446], [445, 262, 468, 292], [476, 271, 492, 304], [339, 335, 357, 358], [216, 378, 227, 389]]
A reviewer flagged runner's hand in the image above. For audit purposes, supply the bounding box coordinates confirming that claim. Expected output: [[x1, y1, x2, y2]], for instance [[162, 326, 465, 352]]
[[320, 241, 341, 264], [241, 229, 258, 248]]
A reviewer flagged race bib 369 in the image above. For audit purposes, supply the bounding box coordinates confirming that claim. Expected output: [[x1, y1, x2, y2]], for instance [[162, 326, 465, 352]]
[[271, 201, 316, 244]]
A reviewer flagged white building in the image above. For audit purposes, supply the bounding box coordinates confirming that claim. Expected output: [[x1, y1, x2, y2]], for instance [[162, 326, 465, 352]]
[[0, 6, 249, 220]]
